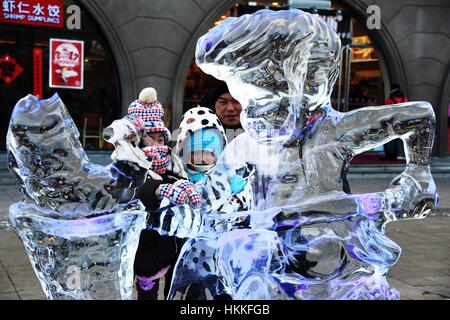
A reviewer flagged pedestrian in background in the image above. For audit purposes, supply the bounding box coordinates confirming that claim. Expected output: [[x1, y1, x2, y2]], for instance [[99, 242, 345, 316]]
[[381, 84, 408, 161]]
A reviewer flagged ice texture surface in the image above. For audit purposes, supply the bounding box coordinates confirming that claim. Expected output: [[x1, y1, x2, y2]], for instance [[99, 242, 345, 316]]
[[161, 9, 438, 300], [7, 94, 148, 299], [9, 201, 146, 300], [7, 94, 148, 217]]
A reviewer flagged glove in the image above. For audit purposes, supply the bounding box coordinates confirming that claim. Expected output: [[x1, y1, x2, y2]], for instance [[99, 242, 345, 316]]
[[229, 175, 246, 195], [176, 180, 203, 208], [158, 180, 202, 208]]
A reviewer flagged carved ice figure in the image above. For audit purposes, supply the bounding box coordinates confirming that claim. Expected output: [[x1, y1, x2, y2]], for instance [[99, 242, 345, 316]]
[[7, 94, 149, 299], [158, 9, 438, 300]]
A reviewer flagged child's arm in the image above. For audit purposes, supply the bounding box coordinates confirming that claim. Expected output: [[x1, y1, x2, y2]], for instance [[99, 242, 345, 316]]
[[200, 162, 256, 214], [147, 164, 256, 238]]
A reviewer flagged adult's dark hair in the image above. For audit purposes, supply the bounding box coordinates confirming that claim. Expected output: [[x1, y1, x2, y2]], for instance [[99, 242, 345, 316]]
[[200, 80, 230, 110]]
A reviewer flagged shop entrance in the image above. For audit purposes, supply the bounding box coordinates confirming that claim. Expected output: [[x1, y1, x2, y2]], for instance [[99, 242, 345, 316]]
[[0, 0, 121, 151], [332, 18, 388, 113]]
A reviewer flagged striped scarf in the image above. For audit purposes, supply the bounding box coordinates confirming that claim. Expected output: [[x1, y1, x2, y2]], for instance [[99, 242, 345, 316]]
[[143, 146, 170, 174]]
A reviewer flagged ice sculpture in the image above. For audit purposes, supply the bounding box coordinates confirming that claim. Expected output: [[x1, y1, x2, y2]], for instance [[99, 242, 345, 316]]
[[157, 9, 438, 300], [7, 94, 149, 299]]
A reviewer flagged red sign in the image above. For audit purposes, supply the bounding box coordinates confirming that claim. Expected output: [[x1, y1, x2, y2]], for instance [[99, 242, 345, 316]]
[[0, 55, 23, 84], [0, 0, 64, 28], [33, 48, 43, 98], [49, 38, 84, 90]]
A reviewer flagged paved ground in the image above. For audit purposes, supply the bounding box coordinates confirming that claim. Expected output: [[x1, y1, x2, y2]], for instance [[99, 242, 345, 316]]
[[0, 179, 449, 300]]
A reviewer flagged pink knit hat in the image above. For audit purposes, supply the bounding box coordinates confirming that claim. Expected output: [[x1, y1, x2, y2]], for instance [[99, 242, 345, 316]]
[[128, 88, 171, 142]]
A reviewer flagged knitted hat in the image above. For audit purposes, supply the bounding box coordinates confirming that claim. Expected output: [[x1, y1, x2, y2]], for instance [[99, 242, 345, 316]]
[[139, 87, 157, 103], [128, 88, 171, 142]]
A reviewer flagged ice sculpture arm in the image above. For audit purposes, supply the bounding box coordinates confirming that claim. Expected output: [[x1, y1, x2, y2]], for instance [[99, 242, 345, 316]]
[[148, 190, 254, 239], [148, 162, 255, 238], [337, 102, 437, 217], [197, 188, 428, 234], [338, 102, 435, 165]]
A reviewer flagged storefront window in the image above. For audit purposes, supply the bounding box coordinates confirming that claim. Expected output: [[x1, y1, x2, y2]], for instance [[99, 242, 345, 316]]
[[183, 0, 386, 116], [183, 0, 290, 113], [336, 18, 386, 112], [0, 0, 120, 151]]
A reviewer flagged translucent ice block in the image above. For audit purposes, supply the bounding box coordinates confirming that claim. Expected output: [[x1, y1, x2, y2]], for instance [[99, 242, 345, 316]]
[[6, 94, 150, 300], [10, 201, 147, 300]]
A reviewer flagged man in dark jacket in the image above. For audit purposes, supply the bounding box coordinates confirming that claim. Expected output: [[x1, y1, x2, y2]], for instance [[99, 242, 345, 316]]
[[201, 80, 244, 142]]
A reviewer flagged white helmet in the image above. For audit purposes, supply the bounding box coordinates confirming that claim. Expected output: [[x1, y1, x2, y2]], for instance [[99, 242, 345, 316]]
[[175, 106, 227, 172]]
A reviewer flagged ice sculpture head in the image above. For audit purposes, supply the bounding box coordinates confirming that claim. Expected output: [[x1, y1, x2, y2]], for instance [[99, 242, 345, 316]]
[[7, 94, 150, 214], [196, 9, 341, 143], [7, 94, 83, 162]]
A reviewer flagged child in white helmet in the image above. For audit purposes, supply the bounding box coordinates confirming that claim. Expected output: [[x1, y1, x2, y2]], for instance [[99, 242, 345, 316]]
[[150, 106, 255, 299], [175, 107, 226, 182], [174, 106, 254, 213]]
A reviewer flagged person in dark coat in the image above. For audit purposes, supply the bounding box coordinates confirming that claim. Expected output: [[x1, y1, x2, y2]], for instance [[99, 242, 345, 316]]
[[381, 84, 409, 160], [128, 88, 201, 300], [201, 80, 244, 135]]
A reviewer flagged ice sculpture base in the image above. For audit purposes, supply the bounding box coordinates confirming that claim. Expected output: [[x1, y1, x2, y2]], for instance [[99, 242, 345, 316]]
[[9, 202, 147, 300]]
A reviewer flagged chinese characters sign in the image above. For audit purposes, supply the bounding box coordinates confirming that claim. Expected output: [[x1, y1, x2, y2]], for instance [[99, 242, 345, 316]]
[[49, 38, 84, 89], [33, 48, 43, 98], [0, 55, 23, 84], [1, 0, 63, 28]]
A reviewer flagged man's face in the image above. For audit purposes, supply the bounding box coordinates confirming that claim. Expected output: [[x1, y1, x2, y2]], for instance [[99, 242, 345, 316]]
[[215, 93, 242, 128]]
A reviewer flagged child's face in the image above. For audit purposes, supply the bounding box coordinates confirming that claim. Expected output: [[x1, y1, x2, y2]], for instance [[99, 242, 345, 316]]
[[148, 132, 166, 146], [190, 150, 217, 166]]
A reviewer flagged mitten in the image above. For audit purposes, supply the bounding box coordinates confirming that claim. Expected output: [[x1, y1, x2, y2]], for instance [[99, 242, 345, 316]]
[[157, 180, 202, 208], [176, 180, 203, 208]]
